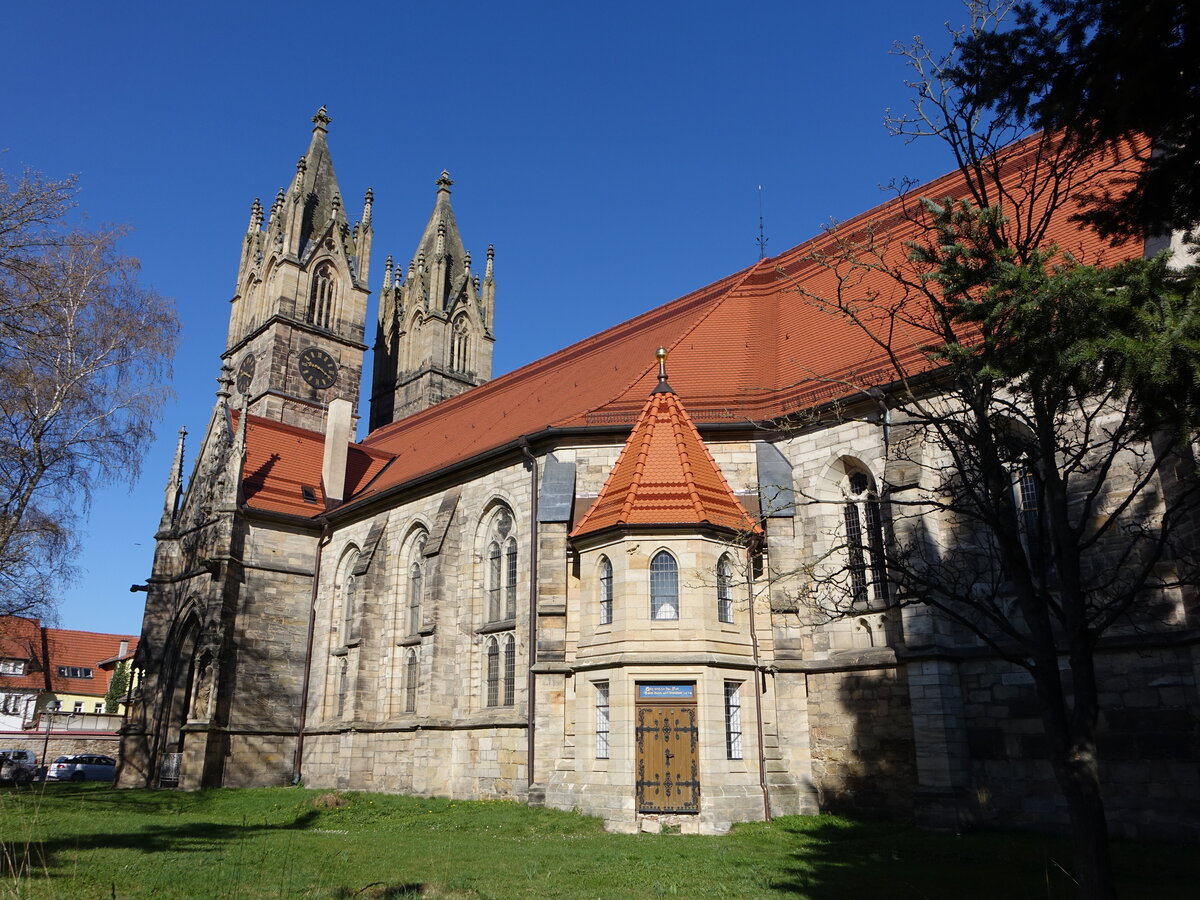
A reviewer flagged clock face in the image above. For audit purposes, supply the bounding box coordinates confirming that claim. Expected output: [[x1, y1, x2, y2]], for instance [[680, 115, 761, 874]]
[[298, 347, 338, 390], [235, 353, 256, 395]]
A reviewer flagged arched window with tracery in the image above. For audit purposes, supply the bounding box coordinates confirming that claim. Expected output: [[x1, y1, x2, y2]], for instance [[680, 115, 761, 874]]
[[484, 506, 517, 623], [503, 633, 516, 706], [336, 548, 361, 644], [407, 532, 427, 636], [404, 649, 419, 713], [307, 262, 336, 329], [843, 470, 888, 606], [450, 313, 471, 373], [650, 550, 679, 620], [598, 556, 613, 625], [717, 554, 735, 623]]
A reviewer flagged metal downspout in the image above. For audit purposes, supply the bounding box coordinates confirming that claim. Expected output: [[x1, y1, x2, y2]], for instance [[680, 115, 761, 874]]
[[519, 439, 539, 796], [747, 537, 772, 821], [293, 521, 332, 784]]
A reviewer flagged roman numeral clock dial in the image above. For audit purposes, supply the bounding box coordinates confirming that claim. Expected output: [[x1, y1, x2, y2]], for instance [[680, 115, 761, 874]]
[[298, 347, 339, 391]]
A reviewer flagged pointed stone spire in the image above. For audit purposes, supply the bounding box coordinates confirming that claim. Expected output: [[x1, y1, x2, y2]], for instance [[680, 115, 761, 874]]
[[362, 188, 374, 227], [383, 255, 394, 290], [159, 426, 188, 531], [463, 250, 472, 279], [248, 198, 263, 233]]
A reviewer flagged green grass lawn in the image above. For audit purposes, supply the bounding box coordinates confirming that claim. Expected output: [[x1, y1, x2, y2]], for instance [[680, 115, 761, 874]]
[[0, 784, 1195, 899]]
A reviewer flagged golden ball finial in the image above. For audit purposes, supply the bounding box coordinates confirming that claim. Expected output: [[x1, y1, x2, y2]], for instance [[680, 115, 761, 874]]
[[656, 347, 667, 362]]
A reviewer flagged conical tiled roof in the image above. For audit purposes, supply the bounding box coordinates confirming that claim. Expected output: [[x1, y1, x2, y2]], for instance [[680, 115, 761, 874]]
[[571, 374, 761, 538]]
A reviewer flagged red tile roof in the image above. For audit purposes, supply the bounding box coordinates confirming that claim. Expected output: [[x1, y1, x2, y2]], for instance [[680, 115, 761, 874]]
[[0, 616, 48, 691], [240, 414, 390, 517], [239, 136, 1147, 516], [571, 381, 761, 538], [42, 628, 138, 696]]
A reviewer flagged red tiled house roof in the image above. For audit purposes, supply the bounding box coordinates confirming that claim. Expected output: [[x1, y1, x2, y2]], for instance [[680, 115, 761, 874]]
[[239, 137, 1146, 517], [42, 629, 139, 696], [571, 378, 762, 538], [0, 616, 48, 692]]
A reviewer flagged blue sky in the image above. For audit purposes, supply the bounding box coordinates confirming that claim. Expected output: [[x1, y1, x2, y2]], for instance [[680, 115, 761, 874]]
[[4, 0, 973, 634]]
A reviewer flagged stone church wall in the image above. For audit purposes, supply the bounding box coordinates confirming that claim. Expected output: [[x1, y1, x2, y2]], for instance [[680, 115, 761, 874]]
[[960, 645, 1200, 840]]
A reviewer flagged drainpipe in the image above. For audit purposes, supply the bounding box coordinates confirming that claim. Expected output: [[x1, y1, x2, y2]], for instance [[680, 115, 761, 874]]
[[746, 536, 772, 822], [293, 521, 332, 784], [519, 438, 539, 796]]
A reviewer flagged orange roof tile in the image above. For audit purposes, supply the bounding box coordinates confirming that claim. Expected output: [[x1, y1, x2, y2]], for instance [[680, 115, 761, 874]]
[[42, 628, 138, 696], [0, 616, 48, 692], [236, 137, 1148, 517], [240, 414, 390, 517], [571, 380, 761, 538]]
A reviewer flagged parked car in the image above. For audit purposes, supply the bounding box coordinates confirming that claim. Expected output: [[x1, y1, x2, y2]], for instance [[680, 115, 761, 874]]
[[46, 754, 116, 782], [0, 749, 37, 785]]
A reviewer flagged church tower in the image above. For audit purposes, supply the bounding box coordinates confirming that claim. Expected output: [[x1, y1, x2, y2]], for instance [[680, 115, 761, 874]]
[[225, 106, 372, 433], [370, 171, 494, 430]]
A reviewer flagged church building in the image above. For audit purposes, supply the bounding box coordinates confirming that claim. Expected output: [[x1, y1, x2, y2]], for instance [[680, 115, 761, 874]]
[[120, 109, 1199, 837]]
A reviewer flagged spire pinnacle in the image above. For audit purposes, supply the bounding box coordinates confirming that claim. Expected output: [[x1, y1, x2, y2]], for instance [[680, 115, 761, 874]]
[[652, 346, 673, 394], [436, 170, 453, 193], [485, 244, 494, 279], [248, 198, 263, 233], [383, 255, 394, 290], [312, 105, 331, 132], [362, 188, 374, 226]]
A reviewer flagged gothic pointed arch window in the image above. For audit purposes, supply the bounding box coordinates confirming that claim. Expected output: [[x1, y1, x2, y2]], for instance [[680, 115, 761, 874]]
[[336, 547, 362, 644], [307, 261, 337, 329], [717, 554, 735, 623], [503, 633, 516, 706], [485, 636, 501, 707], [450, 313, 471, 373], [484, 506, 517, 623], [407, 531, 427, 636], [598, 556, 613, 625], [650, 550, 679, 620], [843, 469, 889, 607]]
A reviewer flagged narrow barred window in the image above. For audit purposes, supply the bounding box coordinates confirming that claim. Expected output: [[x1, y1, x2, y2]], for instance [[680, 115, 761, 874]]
[[717, 555, 734, 623], [504, 538, 518, 619], [724, 681, 743, 760], [405, 649, 418, 713], [486, 638, 499, 707], [599, 556, 613, 625], [408, 561, 423, 635], [650, 551, 679, 620], [595, 681, 610, 759], [487, 541, 501, 621], [503, 633, 516, 706]]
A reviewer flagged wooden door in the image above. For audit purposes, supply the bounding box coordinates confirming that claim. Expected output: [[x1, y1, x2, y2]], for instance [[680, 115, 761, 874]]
[[635, 704, 699, 813]]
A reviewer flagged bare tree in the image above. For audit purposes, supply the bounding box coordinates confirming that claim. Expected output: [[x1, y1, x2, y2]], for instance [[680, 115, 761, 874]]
[[775, 5, 1200, 898], [0, 167, 178, 618]]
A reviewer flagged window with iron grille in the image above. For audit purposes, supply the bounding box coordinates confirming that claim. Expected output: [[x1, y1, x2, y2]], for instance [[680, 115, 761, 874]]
[[724, 681, 743, 760], [595, 681, 610, 758], [599, 556, 613, 625], [485, 637, 500, 707], [844, 471, 889, 606], [503, 634, 516, 706], [650, 551, 679, 620]]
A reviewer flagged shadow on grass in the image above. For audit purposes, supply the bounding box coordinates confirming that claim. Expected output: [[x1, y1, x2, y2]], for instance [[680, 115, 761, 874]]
[[758, 816, 1198, 900]]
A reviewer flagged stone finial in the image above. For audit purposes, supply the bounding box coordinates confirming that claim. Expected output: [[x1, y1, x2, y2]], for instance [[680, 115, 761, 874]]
[[362, 188, 374, 225], [383, 255, 394, 290], [312, 105, 331, 131], [417, 250, 426, 271], [332, 191, 342, 215], [463, 250, 472, 278], [485, 243, 494, 279], [248, 198, 263, 233], [216, 362, 234, 400], [408, 258, 416, 278], [296, 155, 308, 174], [436, 170, 453, 192], [436, 221, 446, 256]]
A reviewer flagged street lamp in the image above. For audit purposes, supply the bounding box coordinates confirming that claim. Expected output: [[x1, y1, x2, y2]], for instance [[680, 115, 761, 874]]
[[39, 700, 60, 777]]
